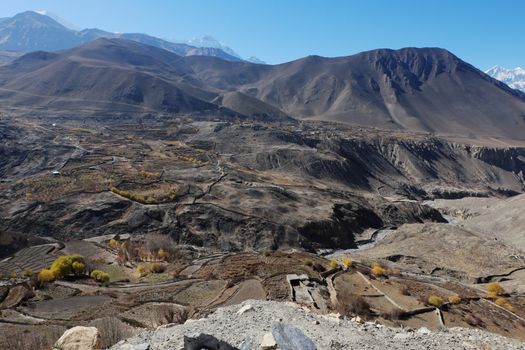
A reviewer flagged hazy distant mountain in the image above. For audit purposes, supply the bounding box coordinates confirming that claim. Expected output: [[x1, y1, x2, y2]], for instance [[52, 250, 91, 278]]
[[184, 35, 242, 59], [0, 11, 80, 51], [1, 38, 525, 140], [0, 11, 244, 62], [0, 38, 288, 121], [34, 9, 79, 30], [486, 65, 525, 92]]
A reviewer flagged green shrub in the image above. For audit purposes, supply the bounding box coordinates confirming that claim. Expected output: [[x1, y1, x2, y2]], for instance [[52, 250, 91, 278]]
[[428, 295, 444, 307], [448, 295, 462, 305], [371, 262, 386, 277], [90, 270, 110, 285], [328, 259, 339, 270], [136, 264, 148, 277], [72, 261, 85, 275], [38, 269, 55, 283], [486, 282, 505, 298]]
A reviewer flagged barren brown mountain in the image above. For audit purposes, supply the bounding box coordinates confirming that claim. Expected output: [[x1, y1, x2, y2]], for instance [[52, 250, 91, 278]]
[[1, 39, 525, 140]]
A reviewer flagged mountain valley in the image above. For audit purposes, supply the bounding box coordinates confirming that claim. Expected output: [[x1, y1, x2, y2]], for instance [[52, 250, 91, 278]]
[[0, 11, 524, 350]]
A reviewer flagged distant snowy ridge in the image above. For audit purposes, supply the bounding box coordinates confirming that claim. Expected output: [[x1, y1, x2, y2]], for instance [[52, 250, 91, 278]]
[[180, 35, 266, 64], [183, 35, 242, 59], [485, 65, 525, 92], [34, 9, 80, 30]]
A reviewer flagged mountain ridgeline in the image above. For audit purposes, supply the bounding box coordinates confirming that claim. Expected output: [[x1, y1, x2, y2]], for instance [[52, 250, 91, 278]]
[[0, 11, 242, 61], [1, 37, 525, 139]]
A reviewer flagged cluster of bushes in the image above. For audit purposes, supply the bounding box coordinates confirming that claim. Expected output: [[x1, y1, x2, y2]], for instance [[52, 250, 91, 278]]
[[486, 282, 514, 311], [304, 256, 352, 271], [37, 254, 112, 286], [486, 282, 505, 298], [38, 254, 86, 282], [144, 233, 179, 261], [424, 294, 462, 308], [371, 262, 386, 277]]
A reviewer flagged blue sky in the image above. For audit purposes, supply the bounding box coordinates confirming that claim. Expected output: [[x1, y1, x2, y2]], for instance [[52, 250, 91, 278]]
[[2, 0, 523, 70]]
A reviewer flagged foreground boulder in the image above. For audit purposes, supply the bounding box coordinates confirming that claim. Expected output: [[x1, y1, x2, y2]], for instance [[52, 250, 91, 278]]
[[0, 283, 34, 309], [184, 334, 237, 350], [271, 322, 316, 350], [53, 326, 101, 350]]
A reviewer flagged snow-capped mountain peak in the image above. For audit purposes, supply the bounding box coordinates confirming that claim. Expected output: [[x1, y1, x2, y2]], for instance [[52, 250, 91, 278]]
[[246, 56, 267, 64], [34, 10, 79, 30], [485, 65, 525, 92], [182, 35, 241, 59]]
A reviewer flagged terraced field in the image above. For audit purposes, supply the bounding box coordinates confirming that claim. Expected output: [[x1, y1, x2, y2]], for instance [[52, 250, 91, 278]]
[[0, 244, 60, 276]]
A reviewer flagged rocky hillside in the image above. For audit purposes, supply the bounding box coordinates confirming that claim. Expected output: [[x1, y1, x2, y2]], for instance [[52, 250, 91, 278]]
[[182, 48, 525, 140], [3, 117, 525, 252], [111, 300, 525, 350]]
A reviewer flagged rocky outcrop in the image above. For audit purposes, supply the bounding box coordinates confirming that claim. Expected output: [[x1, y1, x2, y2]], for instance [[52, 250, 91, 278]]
[[111, 300, 524, 350], [471, 146, 525, 175], [0, 282, 34, 309], [2, 118, 525, 252]]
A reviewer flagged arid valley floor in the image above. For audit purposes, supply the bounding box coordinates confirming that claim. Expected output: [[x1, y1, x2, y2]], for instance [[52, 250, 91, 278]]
[[1, 113, 525, 348]]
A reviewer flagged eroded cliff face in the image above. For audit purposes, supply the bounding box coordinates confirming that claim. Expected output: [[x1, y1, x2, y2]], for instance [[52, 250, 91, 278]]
[[1, 118, 524, 253], [471, 146, 525, 174]]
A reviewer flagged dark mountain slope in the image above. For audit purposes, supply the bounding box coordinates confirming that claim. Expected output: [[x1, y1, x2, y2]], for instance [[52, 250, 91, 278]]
[[214, 91, 295, 122], [182, 48, 525, 139], [0, 39, 220, 114], [0, 39, 293, 120]]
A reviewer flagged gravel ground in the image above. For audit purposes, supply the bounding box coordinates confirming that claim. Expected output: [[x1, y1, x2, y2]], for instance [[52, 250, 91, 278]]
[[111, 300, 525, 350]]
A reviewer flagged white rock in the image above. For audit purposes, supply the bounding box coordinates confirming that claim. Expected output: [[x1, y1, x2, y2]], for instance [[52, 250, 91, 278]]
[[350, 316, 363, 324], [416, 327, 432, 335], [260, 332, 277, 349], [393, 333, 411, 340], [237, 304, 254, 315], [116, 344, 150, 350], [53, 326, 101, 350], [133, 344, 150, 350]]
